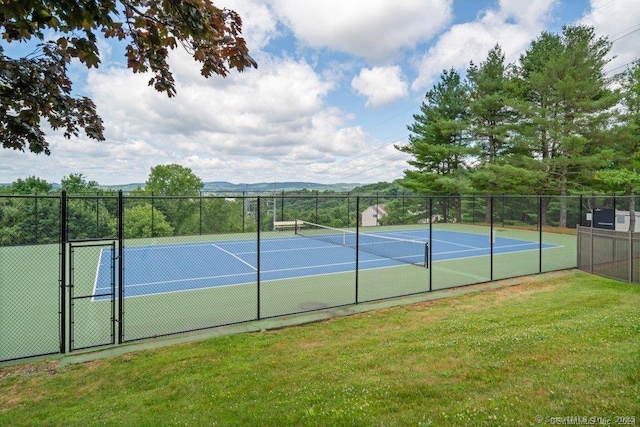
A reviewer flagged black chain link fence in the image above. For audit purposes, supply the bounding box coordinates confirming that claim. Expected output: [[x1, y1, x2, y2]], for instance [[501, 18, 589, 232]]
[[1, 192, 589, 362]]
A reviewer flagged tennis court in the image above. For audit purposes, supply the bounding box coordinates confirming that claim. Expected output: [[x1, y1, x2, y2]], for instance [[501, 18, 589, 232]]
[[92, 225, 559, 300], [2, 193, 582, 362]]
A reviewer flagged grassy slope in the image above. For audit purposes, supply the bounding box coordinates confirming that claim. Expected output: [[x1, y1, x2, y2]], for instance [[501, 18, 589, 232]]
[[1, 271, 639, 426]]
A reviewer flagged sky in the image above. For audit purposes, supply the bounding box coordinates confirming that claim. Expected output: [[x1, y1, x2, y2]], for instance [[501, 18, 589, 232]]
[[1, 0, 639, 186]]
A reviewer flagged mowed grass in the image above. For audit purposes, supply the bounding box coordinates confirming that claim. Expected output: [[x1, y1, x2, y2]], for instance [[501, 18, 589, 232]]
[[1, 271, 639, 426]]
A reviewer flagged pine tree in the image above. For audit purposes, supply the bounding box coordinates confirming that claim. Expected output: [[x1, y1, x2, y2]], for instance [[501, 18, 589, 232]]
[[515, 25, 618, 226], [396, 68, 472, 221]]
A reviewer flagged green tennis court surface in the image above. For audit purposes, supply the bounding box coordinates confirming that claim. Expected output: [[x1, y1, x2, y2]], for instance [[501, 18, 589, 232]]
[[1, 224, 576, 361]]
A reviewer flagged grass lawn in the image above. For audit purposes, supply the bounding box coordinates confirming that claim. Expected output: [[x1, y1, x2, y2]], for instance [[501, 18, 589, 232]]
[[1, 271, 639, 426]]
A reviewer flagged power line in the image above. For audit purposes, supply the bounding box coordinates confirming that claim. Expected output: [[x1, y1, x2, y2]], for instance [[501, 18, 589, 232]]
[[610, 27, 640, 43], [310, 145, 407, 182], [359, 104, 419, 134], [321, 150, 410, 182], [608, 23, 640, 40], [501, 0, 620, 63], [313, 134, 408, 177], [606, 59, 637, 76]]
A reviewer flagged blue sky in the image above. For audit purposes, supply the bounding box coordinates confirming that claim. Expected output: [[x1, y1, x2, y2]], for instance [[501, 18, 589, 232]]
[[1, 0, 639, 185]]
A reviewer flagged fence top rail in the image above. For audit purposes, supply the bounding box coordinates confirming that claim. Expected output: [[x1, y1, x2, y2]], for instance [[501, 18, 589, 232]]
[[577, 225, 640, 237], [67, 195, 119, 200], [0, 194, 62, 199]]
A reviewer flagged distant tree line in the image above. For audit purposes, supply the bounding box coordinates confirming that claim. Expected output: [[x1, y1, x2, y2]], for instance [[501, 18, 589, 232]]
[[0, 167, 407, 244], [0, 165, 251, 243]]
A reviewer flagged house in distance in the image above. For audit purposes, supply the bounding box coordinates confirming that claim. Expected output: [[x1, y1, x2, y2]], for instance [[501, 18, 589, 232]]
[[362, 204, 387, 227]]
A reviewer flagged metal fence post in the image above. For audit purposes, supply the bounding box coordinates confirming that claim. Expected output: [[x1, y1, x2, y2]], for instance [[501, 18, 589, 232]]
[[151, 191, 155, 238], [96, 192, 100, 237], [315, 192, 319, 224], [199, 192, 203, 235], [117, 190, 124, 344], [402, 193, 406, 224], [34, 195, 39, 243], [59, 190, 67, 354], [539, 195, 543, 273], [257, 196, 261, 320], [490, 195, 494, 281], [472, 196, 476, 224], [355, 196, 360, 304], [281, 190, 285, 221], [589, 223, 594, 273], [429, 196, 433, 292], [629, 220, 633, 283]]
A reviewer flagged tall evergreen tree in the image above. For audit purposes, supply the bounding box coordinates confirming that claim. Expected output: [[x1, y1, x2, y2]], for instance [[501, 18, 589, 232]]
[[515, 25, 618, 226], [595, 60, 640, 231], [396, 68, 472, 221], [467, 44, 526, 221], [467, 44, 513, 165]]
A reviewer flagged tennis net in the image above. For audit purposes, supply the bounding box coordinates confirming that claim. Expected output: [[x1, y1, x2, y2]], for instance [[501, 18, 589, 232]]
[[295, 221, 428, 268]]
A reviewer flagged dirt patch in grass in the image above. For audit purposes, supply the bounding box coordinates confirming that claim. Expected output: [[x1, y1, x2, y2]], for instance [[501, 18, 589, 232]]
[[0, 360, 58, 380], [0, 361, 59, 412]]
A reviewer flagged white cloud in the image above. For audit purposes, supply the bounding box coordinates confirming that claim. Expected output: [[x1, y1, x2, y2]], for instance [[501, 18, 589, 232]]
[[498, 0, 558, 29], [67, 50, 369, 183], [0, 53, 368, 185], [217, 0, 280, 52], [269, 0, 453, 60], [307, 140, 411, 183], [351, 66, 409, 107], [581, 0, 640, 73], [412, 0, 557, 90]]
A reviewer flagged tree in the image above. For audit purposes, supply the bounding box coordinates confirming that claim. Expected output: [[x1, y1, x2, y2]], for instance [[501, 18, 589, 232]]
[[112, 204, 173, 238], [467, 44, 513, 166], [0, 176, 58, 244], [467, 44, 529, 221], [351, 181, 405, 195], [0, 1, 257, 155], [514, 25, 618, 226], [595, 60, 640, 231], [145, 163, 204, 234], [58, 173, 117, 239], [145, 164, 203, 196], [8, 176, 52, 194], [60, 173, 99, 193], [180, 197, 244, 235], [469, 164, 546, 196], [396, 68, 472, 221]]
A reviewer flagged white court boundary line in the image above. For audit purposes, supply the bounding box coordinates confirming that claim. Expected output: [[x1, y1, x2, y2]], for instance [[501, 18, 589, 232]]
[[111, 257, 397, 299], [90, 246, 104, 302], [105, 242, 564, 298], [92, 230, 566, 298], [210, 243, 257, 271]]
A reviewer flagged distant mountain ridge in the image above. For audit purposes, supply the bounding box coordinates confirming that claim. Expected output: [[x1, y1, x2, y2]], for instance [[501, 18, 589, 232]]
[[202, 181, 359, 192], [95, 181, 360, 192]]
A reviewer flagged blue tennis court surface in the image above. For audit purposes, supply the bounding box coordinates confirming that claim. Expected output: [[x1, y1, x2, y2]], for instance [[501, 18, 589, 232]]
[[93, 229, 559, 299]]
